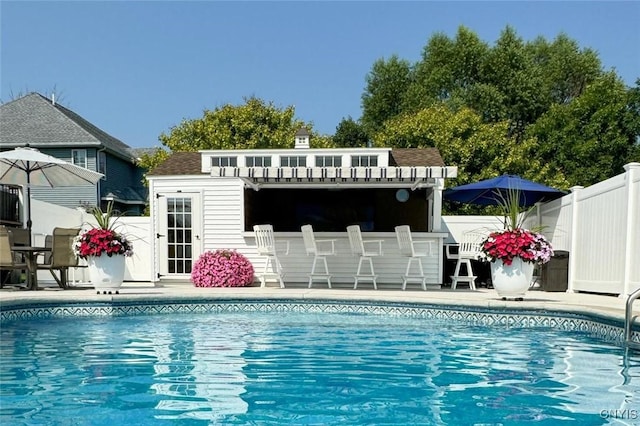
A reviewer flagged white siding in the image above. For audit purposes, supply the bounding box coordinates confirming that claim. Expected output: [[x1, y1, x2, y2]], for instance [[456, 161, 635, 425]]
[[151, 176, 447, 286]]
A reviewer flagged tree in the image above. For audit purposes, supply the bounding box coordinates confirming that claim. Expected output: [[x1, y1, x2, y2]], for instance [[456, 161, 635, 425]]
[[159, 97, 314, 151], [372, 104, 569, 189], [360, 55, 412, 134], [529, 73, 640, 186], [403, 27, 490, 113], [333, 116, 369, 147]]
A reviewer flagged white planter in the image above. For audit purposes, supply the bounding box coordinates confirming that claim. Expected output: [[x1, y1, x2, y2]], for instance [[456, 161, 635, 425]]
[[490, 258, 535, 300], [87, 255, 126, 293]]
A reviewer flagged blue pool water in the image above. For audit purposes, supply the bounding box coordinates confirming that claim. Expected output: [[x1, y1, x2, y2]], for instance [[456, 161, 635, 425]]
[[1, 310, 639, 425]]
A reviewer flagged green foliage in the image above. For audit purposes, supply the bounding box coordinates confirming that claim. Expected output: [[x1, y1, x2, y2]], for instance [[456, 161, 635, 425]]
[[138, 148, 170, 179], [361, 55, 412, 134], [159, 96, 314, 151], [528, 73, 639, 186], [333, 116, 369, 147], [89, 201, 121, 231], [358, 25, 634, 193], [372, 105, 568, 188]]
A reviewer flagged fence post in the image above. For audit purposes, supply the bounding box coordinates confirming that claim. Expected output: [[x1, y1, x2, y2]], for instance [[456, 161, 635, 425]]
[[567, 186, 583, 293], [622, 163, 640, 297]]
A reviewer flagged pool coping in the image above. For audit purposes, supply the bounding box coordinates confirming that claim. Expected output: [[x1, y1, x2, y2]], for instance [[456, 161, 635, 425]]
[[2, 283, 639, 344]]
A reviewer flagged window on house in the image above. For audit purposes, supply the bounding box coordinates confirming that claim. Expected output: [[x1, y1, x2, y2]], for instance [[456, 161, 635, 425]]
[[315, 156, 342, 167], [210, 156, 237, 167], [246, 156, 272, 167], [280, 156, 307, 167], [351, 155, 378, 167], [71, 149, 87, 168], [98, 151, 107, 178]]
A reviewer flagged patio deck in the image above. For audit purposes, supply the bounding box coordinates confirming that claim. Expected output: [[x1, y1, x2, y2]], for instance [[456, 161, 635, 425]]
[[1, 281, 638, 323]]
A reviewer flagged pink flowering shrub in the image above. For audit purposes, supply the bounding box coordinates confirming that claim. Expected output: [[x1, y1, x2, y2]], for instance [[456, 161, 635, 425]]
[[191, 250, 255, 287]]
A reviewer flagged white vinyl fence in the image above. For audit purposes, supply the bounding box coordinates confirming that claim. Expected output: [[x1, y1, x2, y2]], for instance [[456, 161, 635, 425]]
[[29, 201, 153, 283], [447, 163, 639, 297], [523, 163, 640, 297], [27, 163, 639, 294]]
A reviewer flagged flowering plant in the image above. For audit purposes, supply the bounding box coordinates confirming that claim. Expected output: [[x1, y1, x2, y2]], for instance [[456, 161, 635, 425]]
[[73, 201, 133, 259], [480, 228, 553, 265], [191, 249, 254, 287], [478, 188, 553, 266]]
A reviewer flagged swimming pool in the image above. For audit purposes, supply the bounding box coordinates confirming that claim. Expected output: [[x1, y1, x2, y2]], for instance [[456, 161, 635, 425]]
[[1, 300, 639, 425]]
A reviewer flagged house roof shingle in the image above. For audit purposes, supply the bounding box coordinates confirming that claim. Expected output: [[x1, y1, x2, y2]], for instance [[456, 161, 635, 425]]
[[0, 93, 136, 161], [149, 148, 446, 177], [388, 148, 445, 167], [149, 151, 205, 176]]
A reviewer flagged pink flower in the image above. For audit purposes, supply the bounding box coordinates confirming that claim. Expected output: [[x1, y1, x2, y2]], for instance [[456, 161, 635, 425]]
[[191, 250, 255, 287], [479, 228, 553, 265], [73, 228, 133, 259]]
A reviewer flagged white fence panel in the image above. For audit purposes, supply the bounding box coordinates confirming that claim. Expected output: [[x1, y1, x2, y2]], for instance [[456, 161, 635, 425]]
[[573, 176, 628, 294], [118, 217, 153, 282], [448, 162, 639, 296]]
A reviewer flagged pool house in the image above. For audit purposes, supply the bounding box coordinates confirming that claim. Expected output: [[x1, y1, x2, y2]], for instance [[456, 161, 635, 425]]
[[147, 132, 458, 287]]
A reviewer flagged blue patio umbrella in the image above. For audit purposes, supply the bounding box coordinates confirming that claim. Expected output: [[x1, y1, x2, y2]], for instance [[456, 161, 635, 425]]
[[443, 175, 565, 207]]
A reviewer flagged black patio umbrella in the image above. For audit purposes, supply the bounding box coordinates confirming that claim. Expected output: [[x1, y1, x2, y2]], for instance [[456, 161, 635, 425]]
[[443, 175, 565, 207]]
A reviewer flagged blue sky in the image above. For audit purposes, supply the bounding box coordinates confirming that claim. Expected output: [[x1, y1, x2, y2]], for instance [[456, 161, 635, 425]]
[[1, 1, 639, 149]]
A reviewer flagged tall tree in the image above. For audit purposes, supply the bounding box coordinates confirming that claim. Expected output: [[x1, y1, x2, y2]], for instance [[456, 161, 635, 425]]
[[403, 26, 490, 113], [528, 73, 639, 186], [360, 55, 412, 134]]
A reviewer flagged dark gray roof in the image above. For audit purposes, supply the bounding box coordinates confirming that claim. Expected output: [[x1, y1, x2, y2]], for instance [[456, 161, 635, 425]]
[[0, 93, 136, 161], [102, 186, 148, 205], [295, 127, 310, 136]]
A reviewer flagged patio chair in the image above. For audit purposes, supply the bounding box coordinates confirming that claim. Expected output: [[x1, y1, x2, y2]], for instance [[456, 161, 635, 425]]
[[395, 225, 434, 291], [37, 227, 82, 289], [346, 225, 384, 290], [7, 227, 29, 247], [253, 224, 289, 288], [0, 226, 28, 287], [301, 224, 336, 288], [450, 231, 485, 290]]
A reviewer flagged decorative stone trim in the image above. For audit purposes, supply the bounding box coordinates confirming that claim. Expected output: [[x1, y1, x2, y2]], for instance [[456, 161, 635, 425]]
[[1, 299, 638, 346]]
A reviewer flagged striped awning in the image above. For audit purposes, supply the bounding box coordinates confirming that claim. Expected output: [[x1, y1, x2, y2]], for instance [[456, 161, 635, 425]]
[[211, 166, 457, 181]]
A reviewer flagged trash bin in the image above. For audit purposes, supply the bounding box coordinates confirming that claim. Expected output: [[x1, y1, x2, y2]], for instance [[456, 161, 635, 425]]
[[541, 250, 569, 292]]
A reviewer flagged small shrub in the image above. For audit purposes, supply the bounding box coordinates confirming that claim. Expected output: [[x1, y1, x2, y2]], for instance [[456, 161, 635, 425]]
[[191, 250, 255, 287]]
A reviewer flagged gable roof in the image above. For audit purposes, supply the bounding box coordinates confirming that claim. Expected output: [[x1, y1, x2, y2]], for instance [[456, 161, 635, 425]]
[[0, 93, 136, 161], [148, 148, 447, 177]]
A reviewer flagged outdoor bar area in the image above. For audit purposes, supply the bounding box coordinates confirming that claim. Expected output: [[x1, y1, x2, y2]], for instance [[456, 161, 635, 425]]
[[147, 133, 458, 288]]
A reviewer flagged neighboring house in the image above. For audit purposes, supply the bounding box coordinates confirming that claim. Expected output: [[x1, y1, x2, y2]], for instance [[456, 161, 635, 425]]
[[0, 92, 147, 218], [147, 131, 458, 286]]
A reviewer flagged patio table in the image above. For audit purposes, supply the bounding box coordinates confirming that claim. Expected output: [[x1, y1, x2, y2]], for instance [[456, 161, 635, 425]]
[[11, 246, 51, 290]]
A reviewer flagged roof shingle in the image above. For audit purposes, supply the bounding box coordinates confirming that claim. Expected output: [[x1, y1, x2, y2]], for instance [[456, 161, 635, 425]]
[[0, 93, 135, 160], [149, 148, 446, 177]]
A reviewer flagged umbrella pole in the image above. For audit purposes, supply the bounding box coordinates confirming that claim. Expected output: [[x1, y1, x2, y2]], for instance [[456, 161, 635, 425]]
[[26, 167, 32, 246], [26, 185, 32, 245]]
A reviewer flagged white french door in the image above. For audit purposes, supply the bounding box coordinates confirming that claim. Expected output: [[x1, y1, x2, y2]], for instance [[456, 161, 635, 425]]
[[157, 192, 202, 278]]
